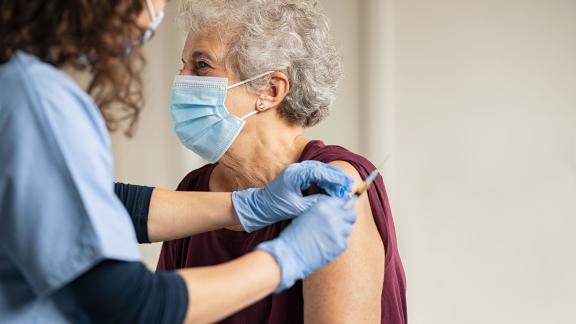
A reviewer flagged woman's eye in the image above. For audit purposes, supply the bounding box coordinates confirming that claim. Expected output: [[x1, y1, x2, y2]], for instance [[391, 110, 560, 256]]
[[196, 60, 211, 70]]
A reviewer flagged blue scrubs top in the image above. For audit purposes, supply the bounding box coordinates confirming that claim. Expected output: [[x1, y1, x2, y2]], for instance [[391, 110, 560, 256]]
[[0, 52, 141, 323]]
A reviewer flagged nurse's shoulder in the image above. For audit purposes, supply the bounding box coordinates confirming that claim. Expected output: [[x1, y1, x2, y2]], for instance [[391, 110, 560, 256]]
[[0, 50, 140, 299], [0, 51, 108, 143]]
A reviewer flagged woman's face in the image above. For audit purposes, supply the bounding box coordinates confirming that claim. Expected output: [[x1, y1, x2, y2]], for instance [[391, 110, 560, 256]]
[[179, 30, 262, 121]]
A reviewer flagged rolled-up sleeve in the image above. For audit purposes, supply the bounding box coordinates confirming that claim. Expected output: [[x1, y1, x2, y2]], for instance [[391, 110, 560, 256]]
[[0, 53, 140, 298], [114, 183, 155, 244]]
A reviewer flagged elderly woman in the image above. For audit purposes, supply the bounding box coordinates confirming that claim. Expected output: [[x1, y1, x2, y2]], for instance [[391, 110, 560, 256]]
[[158, 0, 406, 323]]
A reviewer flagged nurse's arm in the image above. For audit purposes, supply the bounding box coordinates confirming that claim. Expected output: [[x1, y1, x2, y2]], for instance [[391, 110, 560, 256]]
[[116, 162, 352, 244], [177, 250, 281, 323], [147, 188, 238, 242], [69, 251, 281, 324], [114, 183, 240, 243]]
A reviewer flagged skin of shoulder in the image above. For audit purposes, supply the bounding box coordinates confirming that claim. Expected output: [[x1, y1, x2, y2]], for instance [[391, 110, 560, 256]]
[[302, 160, 385, 324]]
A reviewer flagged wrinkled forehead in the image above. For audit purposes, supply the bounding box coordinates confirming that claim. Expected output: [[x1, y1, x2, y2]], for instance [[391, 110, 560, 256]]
[[182, 26, 240, 65]]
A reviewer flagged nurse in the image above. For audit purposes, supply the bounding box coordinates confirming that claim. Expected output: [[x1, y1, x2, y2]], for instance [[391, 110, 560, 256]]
[[0, 1, 357, 323]]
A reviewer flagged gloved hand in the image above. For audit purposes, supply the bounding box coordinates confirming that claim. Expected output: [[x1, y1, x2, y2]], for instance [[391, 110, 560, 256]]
[[257, 197, 356, 292], [232, 160, 353, 232]]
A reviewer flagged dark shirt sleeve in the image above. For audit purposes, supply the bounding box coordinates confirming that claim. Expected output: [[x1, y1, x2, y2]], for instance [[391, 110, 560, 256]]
[[114, 183, 155, 244], [68, 260, 188, 324]]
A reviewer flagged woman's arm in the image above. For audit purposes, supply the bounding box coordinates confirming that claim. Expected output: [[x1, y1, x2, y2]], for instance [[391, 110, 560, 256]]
[[302, 161, 385, 324]]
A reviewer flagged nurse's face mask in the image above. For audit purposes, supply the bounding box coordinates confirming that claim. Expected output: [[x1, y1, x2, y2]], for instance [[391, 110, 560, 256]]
[[80, 0, 165, 64], [170, 71, 273, 163], [120, 0, 165, 57], [141, 0, 165, 45]]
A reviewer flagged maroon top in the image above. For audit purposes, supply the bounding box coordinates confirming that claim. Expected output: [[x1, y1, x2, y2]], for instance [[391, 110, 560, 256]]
[[157, 140, 407, 324]]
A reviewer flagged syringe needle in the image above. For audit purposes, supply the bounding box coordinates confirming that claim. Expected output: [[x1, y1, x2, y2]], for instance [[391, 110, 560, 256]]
[[344, 153, 391, 209]]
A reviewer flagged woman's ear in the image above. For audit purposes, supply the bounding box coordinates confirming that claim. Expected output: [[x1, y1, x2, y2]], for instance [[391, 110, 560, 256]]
[[257, 71, 289, 111]]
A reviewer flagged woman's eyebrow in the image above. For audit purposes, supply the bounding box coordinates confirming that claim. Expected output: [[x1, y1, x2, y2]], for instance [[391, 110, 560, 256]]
[[190, 51, 214, 62], [182, 51, 213, 65]]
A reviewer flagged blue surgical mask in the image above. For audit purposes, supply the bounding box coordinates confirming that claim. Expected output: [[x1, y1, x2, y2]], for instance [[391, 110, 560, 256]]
[[170, 71, 273, 163]]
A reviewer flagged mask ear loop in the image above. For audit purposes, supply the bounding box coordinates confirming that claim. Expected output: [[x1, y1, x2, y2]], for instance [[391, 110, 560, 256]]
[[145, 0, 157, 19], [227, 71, 275, 89], [240, 110, 259, 120], [240, 99, 268, 120], [141, 0, 165, 45], [233, 71, 275, 120]]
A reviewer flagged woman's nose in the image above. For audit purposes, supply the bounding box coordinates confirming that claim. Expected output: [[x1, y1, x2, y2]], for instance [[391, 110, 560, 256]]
[[179, 69, 193, 76]]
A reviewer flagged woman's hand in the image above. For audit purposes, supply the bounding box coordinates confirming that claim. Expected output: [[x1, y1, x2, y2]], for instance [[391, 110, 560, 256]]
[[232, 160, 354, 232]]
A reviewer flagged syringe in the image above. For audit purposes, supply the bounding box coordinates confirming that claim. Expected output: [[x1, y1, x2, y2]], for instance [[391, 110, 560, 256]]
[[344, 154, 390, 209]]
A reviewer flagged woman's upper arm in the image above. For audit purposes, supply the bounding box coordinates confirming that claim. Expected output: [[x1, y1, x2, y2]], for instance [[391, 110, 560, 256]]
[[303, 161, 384, 324]]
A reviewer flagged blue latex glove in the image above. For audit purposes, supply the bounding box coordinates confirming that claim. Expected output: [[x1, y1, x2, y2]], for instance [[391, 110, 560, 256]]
[[257, 197, 356, 292], [232, 160, 354, 232]]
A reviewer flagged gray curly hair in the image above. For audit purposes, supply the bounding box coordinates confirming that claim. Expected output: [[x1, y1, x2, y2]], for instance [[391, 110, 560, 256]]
[[178, 0, 342, 127]]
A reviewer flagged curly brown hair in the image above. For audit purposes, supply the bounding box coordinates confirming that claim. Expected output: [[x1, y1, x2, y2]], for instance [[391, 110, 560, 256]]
[[0, 0, 149, 136]]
